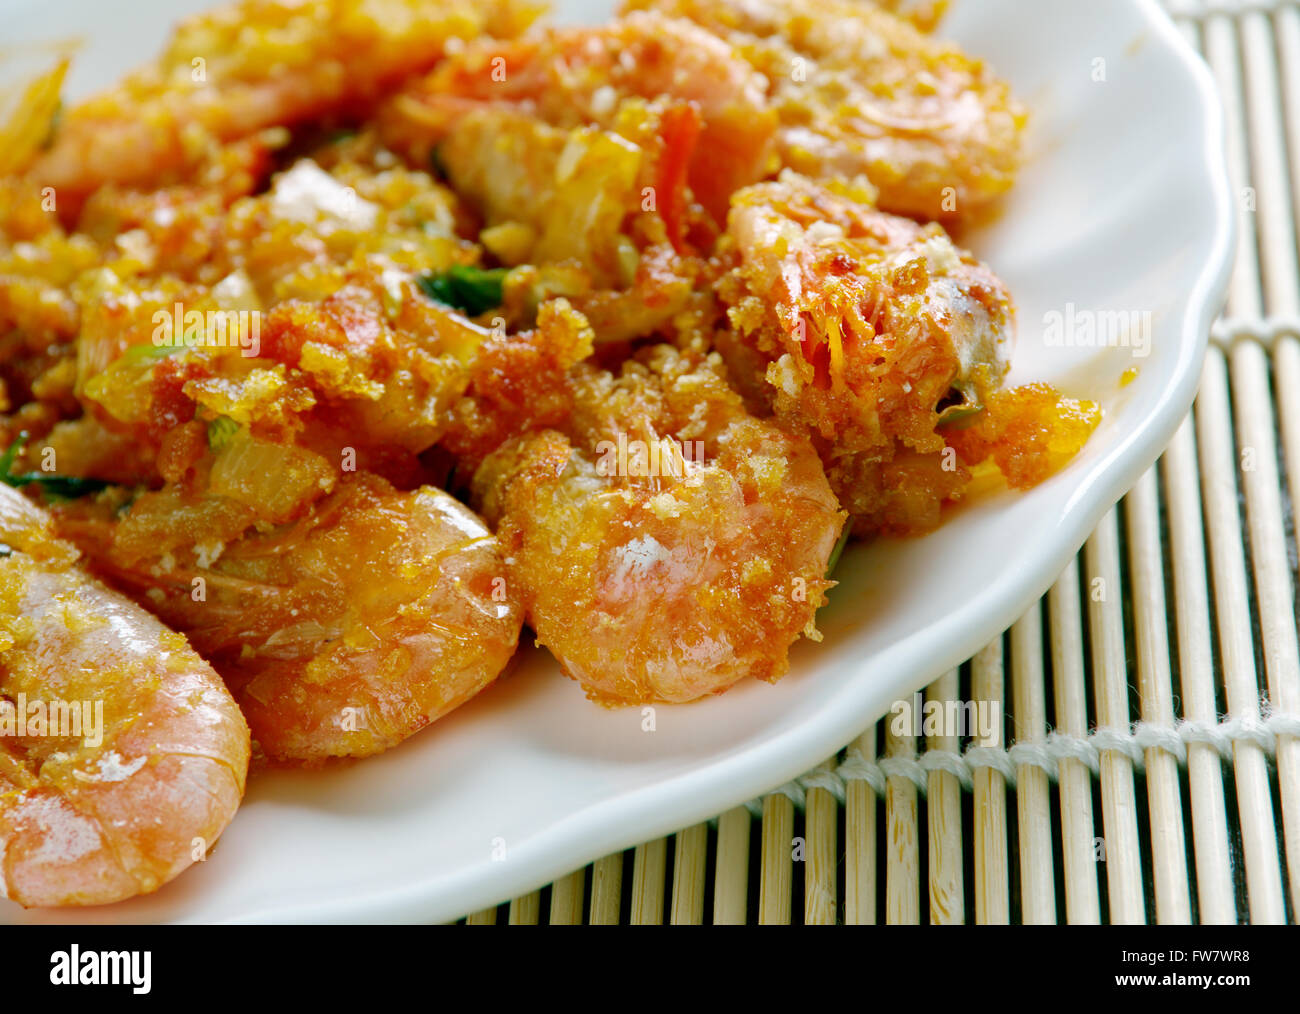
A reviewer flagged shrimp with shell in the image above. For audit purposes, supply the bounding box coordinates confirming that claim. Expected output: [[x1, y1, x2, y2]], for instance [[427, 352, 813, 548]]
[[53, 474, 524, 764], [715, 173, 1099, 536], [623, 0, 1026, 223], [0, 483, 250, 908], [472, 343, 845, 706], [379, 11, 777, 341], [385, 10, 777, 227], [20, 0, 543, 218]]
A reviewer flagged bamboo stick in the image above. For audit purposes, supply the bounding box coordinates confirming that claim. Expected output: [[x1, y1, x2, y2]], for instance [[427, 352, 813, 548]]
[[1271, 333, 1300, 917], [1204, 15, 1262, 318], [1049, 558, 1102, 923], [465, 907, 497, 925], [759, 794, 795, 924], [1281, 5, 1300, 335], [1281, 6, 1300, 241], [588, 853, 624, 925], [1161, 414, 1237, 924], [713, 807, 752, 925], [844, 728, 878, 925], [548, 869, 586, 925], [1238, 5, 1300, 918], [1238, 10, 1299, 318], [630, 838, 668, 925], [670, 824, 709, 925], [1167, 6, 1241, 928], [1231, 338, 1300, 915], [971, 640, 1009, 924], [884, 711, 920, 924], [1196, 346, 1286, 923], [925, 670, 965, 925], [508, 891, 540, 925], [1124, 468, 1192, 923], [1010, 602, 1057, 924], [1085, 507, 1146, 924], [804, 761, 839, 925]]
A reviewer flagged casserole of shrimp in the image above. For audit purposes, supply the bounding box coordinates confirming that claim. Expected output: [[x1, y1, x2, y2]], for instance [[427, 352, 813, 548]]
[[0, 0, 1097, 907]]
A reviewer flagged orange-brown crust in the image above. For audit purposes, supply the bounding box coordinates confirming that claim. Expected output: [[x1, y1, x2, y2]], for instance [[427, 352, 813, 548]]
[[715, 176, 1098, 535], [474, 345, 845, 704], [623, 0, 1026, 223]]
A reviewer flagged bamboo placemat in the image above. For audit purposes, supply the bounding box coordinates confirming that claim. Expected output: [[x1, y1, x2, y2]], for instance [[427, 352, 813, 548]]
[[460, 0, 1300, 925]]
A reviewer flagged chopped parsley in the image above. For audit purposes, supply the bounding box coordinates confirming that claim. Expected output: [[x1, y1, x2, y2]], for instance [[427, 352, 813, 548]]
[[0, 432, 109, 502], [416, 265, 509, 317]]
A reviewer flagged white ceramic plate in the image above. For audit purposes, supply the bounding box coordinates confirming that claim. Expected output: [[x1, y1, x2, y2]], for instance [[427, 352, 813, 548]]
[[0, 0, 1232, 923]]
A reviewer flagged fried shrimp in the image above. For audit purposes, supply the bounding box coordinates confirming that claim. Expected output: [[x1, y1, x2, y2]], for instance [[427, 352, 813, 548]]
[[23, 0, 543, 214], [0, 484, 250, 908], [717, 174, 1098, 535], [389, 98, 709, 342], [624, 0, 1026, 222], [387, 11, 776, 226], [53, 474, 522, 763], [473, 345, 845, 705], [378, 10, 779, 340]]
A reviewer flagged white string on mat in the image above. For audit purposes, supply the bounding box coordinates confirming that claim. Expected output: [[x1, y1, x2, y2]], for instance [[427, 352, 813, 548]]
[[737, 710, 1300, 812], [1211, 316, 1300, 350]]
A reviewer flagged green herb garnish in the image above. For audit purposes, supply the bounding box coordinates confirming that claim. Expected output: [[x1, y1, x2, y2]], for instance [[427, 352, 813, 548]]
[[207, 415, 240, 454], [826, 525, 853, 578], [9, 474, 111, 500], [0, 432, 110, 502], [936, 403, 985, 429], [416, 265, 509, 317], [935, 386, 985, 430]]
